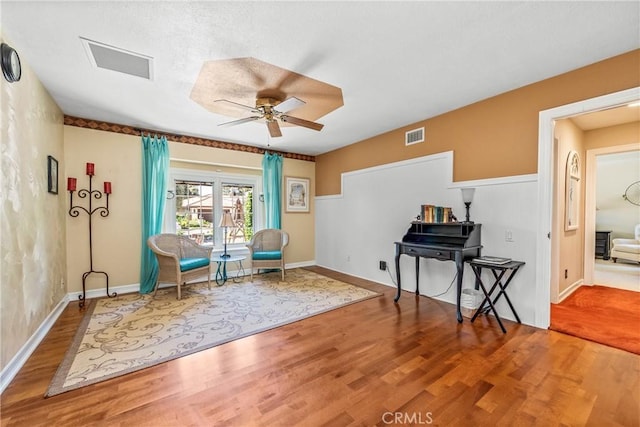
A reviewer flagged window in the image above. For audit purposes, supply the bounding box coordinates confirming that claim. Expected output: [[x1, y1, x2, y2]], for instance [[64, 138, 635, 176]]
[[165, 168, 261, 252], [221, 183, 255, 244], [175, 180, 215, 245]]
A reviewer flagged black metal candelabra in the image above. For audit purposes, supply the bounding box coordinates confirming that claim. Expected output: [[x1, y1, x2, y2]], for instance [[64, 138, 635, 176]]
[[68, 170, 116, 308]]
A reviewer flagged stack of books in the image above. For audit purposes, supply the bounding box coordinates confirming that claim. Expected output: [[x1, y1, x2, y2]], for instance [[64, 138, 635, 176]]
[[472, 256, 512, 265], [421, 204, 454, 223]]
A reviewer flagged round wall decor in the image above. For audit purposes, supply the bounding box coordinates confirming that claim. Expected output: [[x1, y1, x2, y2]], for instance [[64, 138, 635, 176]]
[[623, 181, 640, 206], [1, 43, 22, 83]]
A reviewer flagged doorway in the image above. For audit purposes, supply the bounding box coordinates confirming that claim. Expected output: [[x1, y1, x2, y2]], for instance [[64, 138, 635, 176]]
[[535, 86, 640, 329], [586, 147, 640, 290]]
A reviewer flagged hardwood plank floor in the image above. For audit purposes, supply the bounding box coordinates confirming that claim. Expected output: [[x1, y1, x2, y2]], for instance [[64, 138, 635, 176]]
[[2, 266, 639, 426]]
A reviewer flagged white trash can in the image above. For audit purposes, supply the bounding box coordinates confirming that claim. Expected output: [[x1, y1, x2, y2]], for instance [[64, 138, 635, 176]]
[[460, 288, 483, 318]]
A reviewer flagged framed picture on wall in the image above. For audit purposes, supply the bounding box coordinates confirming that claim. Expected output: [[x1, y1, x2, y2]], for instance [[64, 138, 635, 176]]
[[565, 150, 580, 231], [284, 176, 309, 213], [47, 155, 58, 194]]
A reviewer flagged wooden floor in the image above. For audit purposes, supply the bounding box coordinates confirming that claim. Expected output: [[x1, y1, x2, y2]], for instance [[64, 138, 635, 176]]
[[2, 266, 639, 426]]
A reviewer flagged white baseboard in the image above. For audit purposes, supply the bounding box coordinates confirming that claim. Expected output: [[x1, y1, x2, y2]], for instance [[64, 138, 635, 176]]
[[558, 279, 584, 302], [66, 282, 142, 301], [0, 295, 69, 394], [286, 260, 316, 269]]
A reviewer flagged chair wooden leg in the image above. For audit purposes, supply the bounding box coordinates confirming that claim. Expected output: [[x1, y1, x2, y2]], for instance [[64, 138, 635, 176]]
[[153, 280, 160, 296], [250, 267, 254, 282], [177, 282, 181, 300], [207, 268, 211, 290], [281, 267, 285, 281]]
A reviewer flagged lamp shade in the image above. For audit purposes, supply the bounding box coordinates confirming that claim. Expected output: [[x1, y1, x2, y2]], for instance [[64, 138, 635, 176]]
[[461, 187, 476, 204], [218, 211, 234, 228]]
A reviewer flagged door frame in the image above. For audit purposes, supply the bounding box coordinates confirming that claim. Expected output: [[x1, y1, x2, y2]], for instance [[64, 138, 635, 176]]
[[584, 143, 640, 284], [535, 86, 640, 329]]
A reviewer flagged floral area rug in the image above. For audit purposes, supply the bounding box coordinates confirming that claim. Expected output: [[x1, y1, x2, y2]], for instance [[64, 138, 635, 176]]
[[46, 268, 380, 396]]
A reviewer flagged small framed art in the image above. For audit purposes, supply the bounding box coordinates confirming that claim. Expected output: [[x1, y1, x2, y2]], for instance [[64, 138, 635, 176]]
[[564, 151, 580, 231], [284, 176, 309, 213], [47, 155, 58, 194]]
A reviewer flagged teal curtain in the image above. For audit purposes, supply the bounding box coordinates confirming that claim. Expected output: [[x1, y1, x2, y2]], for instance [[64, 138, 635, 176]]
[[262, 151, 283, 229], [140, 134, 169, 294]]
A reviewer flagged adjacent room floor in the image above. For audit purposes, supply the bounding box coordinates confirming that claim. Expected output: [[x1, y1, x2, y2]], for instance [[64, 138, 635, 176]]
[[593, 258, 640, 292]]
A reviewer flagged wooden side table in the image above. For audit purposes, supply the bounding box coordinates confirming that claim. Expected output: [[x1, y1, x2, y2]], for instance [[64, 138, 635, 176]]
[[595, 231, 612, 260]]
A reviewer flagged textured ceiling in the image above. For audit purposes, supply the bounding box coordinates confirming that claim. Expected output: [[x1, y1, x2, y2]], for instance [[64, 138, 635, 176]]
[[1, 1, 639, 156], [190, 57, 344, 125]]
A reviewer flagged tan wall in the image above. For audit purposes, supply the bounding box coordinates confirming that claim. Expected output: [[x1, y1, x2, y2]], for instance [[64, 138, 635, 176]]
[[64, 128, 316, 294], [316, 49, 640, 196], [1, 37, 66, 369], [584, 121, 640, 150], [282, 160, 316, 264], [554, 119, 585, 296], [64, 127, 142, 294]]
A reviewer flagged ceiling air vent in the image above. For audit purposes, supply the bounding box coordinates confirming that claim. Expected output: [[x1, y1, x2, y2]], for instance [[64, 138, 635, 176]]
[[80, 37, 153, 80], [405, 127, 424, 146]]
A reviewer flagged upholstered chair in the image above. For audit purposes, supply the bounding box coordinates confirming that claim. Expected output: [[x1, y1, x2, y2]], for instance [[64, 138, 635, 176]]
[[246, 229, 289, 281], [147, 234, 213, 299], [611, 224, 640, 264]]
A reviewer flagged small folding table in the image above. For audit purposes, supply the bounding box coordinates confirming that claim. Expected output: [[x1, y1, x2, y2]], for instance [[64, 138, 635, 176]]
[[468, 259, 525, 333]]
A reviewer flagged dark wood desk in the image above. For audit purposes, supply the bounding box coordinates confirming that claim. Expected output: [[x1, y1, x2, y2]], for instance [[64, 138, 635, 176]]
[[468, 259, 525, 333], [394, 222, 482, 322]]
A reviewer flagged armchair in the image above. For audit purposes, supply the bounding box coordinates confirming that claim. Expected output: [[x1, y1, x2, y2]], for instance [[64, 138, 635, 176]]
[[246, 229, 289, 281], [611, 224, 640, 264], [147, 234, 213, 299]]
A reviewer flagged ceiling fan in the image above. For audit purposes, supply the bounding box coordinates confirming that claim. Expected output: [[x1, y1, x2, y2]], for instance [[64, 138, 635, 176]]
[[215, 96, 324, 138]]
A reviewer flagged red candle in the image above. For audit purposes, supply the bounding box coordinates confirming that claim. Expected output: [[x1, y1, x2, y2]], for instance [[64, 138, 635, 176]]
[[86, 162, 95, 176], [104, 181, 112, 194], [67, 177, 77, 191]]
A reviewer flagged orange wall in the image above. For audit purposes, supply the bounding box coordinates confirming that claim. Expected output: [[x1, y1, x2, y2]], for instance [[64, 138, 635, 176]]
[[316, 49, 640, 196]]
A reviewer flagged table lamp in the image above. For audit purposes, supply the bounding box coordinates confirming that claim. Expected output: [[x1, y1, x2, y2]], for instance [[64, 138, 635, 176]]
[[461, 187, 476, 223], [218, 210, 235, 258]]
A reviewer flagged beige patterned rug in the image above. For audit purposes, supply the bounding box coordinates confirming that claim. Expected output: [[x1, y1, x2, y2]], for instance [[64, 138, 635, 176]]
[[46, 268, 380, 397]]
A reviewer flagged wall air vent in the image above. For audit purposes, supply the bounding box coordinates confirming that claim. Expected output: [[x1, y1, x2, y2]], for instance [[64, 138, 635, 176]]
[[405, 127, 425, 146], [80, 37, 153, 80]]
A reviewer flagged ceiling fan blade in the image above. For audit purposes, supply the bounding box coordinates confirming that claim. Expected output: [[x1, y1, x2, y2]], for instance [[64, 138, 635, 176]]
[[214, 99, 258, 113], [280, 115, 324, 131], [218, 116, 261, 127], [275, 96, 305, 113], [267, 120, 282, 137]]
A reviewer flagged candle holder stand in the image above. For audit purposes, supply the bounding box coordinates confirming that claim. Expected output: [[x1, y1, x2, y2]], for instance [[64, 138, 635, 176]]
[[68, 174, 116, 308]]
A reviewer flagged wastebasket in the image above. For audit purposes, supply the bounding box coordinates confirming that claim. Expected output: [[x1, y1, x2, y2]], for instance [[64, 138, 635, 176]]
[[460, 288, 483, 318]]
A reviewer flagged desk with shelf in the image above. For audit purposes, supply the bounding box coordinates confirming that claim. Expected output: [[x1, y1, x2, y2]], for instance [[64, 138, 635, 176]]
[[394, 222, 482, 322]]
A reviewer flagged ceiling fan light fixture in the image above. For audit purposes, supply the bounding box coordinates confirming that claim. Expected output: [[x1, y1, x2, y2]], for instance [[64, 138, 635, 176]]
[[190, 57, 343, 139], [216, 96, 325, 136]]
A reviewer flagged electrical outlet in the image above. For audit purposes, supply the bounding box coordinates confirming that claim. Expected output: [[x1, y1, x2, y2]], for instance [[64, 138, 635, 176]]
[[379, 260, 387, 271], [564, 269, 568, 279], [505, 230, 514, 242]]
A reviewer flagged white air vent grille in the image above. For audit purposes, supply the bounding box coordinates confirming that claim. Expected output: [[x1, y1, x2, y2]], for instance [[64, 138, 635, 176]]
[[405, 127, 424, 145], [81, 37, 153, 80]]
